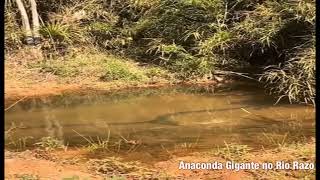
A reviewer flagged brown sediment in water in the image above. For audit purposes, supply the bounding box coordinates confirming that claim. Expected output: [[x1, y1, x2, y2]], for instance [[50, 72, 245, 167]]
[[4, 81, 315, 179], [5, 82, 314, 154]]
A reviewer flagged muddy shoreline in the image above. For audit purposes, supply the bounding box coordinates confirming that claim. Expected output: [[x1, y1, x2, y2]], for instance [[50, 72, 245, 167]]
[[5, 79, 241, 108]]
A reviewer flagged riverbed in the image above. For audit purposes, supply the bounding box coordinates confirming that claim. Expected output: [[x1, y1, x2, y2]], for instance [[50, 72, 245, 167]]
[[5, 84, 315, 163]]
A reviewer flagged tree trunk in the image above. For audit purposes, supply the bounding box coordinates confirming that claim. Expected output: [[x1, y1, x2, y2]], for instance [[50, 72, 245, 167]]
[[15, 0, 33, 44], [29, 0, 41, 44]]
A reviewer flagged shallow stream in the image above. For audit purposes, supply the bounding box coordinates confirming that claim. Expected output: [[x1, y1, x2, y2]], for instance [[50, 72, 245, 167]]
[[5, 84, 315, 162]]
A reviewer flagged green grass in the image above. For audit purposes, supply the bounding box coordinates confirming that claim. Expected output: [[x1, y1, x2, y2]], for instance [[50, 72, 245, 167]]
[[100, 58, 147, 82], [28, 51, 171, 83]]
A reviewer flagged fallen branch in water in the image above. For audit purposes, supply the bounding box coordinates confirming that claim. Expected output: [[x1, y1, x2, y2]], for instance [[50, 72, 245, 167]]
[[214, 70, 259, 81], [5, 96, 27, 111]]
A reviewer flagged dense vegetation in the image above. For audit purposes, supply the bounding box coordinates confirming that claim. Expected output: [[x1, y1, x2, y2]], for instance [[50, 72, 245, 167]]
[[5, 0, 315, 104]]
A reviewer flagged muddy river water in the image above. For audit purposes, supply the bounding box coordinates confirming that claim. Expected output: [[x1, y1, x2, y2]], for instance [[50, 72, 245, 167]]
[[5, 85, 315, 162]]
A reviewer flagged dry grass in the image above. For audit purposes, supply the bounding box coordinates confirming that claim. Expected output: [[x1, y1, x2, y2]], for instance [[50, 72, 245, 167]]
[[260, 46, 315, 104]]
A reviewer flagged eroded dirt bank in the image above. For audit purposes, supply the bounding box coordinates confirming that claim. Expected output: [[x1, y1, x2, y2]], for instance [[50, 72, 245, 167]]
[[5, 138, 315, 180], [4, 149, 253, 180]]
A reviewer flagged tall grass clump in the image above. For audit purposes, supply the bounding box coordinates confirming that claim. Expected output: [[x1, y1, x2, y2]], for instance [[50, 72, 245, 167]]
[[260, 45, 315, 104], [257, 0, 315, 104]]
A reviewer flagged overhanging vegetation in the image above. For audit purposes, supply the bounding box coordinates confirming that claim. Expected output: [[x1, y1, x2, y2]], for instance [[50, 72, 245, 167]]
[[5, 0, 315, 104]]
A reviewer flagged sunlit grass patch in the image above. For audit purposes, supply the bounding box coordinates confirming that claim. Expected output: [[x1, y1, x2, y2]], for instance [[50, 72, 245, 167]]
[[199, 30, 234, 54], [100, 58, 148, 82], [28, 51, 171, 83], [33, 55, 103, 78]]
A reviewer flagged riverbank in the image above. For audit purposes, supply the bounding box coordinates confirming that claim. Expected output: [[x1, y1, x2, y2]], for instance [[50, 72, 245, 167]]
[[5, 48, 232, 107], [5, 0, 315, 105], [5, 138, 315, 179], [4, 48, 164, 103], [5, 55, 315, 179]]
